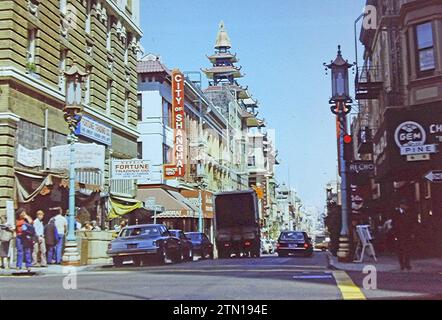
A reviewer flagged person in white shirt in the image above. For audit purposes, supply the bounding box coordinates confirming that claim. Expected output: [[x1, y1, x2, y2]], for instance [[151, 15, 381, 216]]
[[53, 209, 67, 265], [32, 210, 47, 267]]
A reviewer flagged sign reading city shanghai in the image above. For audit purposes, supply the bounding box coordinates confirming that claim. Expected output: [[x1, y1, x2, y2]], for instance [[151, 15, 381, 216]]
[[164, 69, 186, 179]]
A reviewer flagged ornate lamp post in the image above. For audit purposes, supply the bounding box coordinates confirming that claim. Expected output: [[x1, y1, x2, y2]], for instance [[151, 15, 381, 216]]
[[324, 46, 354, 262], [195, 161, 208, 233], [62, 63, 87, 266]]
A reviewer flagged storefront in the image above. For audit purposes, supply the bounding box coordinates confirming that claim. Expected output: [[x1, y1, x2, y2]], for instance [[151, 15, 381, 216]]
[[372, 106, 442, 256]]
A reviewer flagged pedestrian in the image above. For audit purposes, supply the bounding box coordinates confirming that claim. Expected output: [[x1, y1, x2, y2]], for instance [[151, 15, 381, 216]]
[[53, 208, 67, 265], [0, 221, 14, 269], [15, 209, 34, 271], [91, 220, 101, 231], [32, 210, 47, 267], [392, 198, 415, 271], [81, 221, 93, 231], [44, 218, 59, 264]]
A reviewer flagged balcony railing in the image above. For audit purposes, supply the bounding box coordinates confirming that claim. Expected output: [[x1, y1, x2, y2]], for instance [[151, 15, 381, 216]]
[[355, 66, 383, 100]]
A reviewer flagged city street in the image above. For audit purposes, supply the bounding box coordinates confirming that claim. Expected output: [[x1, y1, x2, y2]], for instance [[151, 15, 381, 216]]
[[2, 252, 442, 300]]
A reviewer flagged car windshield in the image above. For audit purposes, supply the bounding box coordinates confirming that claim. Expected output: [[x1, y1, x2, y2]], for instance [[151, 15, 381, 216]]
[[316, 236, 326, 243], [280, 232, 305, 241], [186, 233, 202, 241], [120, 226, 161, 238]]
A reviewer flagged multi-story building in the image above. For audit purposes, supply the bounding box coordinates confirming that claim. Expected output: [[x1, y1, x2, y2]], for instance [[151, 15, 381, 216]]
[[136, 54, 229, 236], [352, 0, 442, 255], [203, 21, 260, 191], [247, 128, 279, 238], [0, 0, 142, 225]]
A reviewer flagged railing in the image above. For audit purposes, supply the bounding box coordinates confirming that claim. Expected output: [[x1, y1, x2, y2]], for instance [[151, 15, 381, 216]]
[[355, 65, 384, 100]]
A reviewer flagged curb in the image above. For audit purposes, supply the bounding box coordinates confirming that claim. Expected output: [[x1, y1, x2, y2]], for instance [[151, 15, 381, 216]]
[[326, 252, 340, 271]]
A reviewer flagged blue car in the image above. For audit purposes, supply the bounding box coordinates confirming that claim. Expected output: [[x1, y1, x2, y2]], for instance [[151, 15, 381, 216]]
[[185, 232, 214, 259], [107, 224, 181, 267]]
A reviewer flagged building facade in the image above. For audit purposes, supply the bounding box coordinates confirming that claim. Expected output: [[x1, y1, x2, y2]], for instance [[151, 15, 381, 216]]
[[352, 0, 442, 255], [136, 54, 230, 236], [0, 0, 142, 224]]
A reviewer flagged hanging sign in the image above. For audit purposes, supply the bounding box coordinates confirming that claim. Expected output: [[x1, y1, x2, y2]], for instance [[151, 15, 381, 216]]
[[164, 69, 186, 179]]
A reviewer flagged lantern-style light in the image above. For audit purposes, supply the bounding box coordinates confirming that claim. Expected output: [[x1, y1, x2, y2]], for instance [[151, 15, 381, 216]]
[[325, 46, 353, 103], [64, 63, 87, 133]]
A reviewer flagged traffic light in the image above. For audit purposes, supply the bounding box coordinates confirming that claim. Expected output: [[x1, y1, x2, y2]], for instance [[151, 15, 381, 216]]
[[343, 134, 353, 161]]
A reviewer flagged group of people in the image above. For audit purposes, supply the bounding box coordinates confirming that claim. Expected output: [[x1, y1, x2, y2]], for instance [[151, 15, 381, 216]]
[[0, 208, 67, 271]]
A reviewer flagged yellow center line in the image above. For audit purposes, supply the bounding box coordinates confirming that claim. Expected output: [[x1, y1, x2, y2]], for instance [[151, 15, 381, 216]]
[[333, 271, 366, 300]]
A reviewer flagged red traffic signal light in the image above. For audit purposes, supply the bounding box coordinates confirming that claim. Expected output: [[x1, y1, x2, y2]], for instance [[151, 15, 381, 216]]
[[344, 135, 352, 144]]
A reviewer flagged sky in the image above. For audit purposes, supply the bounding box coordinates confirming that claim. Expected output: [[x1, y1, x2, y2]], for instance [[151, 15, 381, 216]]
[[139, 0, 366, 210]]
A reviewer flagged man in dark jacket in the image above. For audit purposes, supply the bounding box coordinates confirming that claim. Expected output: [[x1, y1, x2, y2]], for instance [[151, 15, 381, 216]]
[[44, 218, 59, 265], [392, 199, 415, 271]]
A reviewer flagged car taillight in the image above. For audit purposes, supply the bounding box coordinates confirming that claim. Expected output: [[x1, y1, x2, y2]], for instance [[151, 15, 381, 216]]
[[245, 241, 251, 246], [304, 243, 309, 249], [276, 243, 281, 249]]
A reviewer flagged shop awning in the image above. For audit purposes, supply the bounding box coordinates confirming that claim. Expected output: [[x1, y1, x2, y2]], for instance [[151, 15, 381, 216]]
[[108, 196, 143, 220], [136, 188, 197, 218]]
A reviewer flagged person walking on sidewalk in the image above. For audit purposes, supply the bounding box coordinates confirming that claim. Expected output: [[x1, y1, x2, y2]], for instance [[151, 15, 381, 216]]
[[53, 209, 67, 264], [392, 198, 415, 271], [32, 210, 47, 267], [44, 218, 59, 264], [0, 221, 14, 269]]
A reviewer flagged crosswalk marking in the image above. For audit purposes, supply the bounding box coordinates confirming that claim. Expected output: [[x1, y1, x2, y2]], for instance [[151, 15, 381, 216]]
[[333, 271, 366, 300]]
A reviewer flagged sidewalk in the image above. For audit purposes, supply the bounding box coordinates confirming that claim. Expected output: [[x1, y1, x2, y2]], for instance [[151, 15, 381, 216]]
[[327, 252, 442, 274], [0, 264, 99, 277]]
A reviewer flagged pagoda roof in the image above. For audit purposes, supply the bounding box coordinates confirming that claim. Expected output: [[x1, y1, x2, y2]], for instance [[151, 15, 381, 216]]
[[242, 97, 259, 107], [207, 52, 238, 63], [215, 21, 232, 50], [202, 66, 243, 79]]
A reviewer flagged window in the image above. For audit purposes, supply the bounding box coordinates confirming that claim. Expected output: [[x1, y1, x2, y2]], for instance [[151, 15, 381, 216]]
[[137, 141, 142, 159], [106, 19, 112, 52], [106, 80, 112, 115], [124, 39, 129, 65], [163, 144, 171, 164], [60, 0, 67, 14], [415, 22, 435, 72], [124, 91, 129, 124], [59, 50, 67, 93], [137, 93, 143, 121], [85, 0, 92, 34], [84, 67, 91, 105], [27, 29, 37, 64]]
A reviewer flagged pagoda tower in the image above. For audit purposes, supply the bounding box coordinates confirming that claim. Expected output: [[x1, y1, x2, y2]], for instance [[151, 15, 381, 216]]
[[203, 21, 250, 100]]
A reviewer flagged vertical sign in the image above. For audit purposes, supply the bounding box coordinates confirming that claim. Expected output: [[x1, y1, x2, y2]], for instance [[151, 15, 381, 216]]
[[164, 69, 186, 179]]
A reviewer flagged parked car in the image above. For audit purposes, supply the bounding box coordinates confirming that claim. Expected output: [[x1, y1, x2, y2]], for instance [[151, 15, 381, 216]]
[[314, 235, 330, 252], [276, 231, 314, 257], [261, 239, 274, 254], [107, 224, 182, 267], [185, 232, 214, 259], [169, 229, 194, 261]]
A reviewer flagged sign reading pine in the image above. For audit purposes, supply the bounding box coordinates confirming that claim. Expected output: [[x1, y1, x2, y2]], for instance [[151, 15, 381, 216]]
[[111, 159, 151, 180]]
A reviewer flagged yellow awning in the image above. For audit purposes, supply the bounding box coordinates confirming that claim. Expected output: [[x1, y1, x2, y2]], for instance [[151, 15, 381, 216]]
[[108, 197, 142, 220]]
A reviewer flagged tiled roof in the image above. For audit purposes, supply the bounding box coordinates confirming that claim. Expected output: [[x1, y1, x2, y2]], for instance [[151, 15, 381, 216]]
[[137, 59, 171, 74]]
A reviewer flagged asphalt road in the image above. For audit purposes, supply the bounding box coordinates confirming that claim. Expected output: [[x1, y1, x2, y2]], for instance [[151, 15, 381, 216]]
[[1, 252, 441, 300]]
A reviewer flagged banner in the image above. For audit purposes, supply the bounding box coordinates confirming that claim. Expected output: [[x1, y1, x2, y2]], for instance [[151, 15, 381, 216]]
[[17, 144, 42, 168], [49, 143, 105, 171]]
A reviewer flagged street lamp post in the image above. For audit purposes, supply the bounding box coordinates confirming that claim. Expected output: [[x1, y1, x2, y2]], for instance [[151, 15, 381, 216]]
[[62, 63, 87, 266], [324, 46, 354, 262], [196, 161, 208, 233]]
